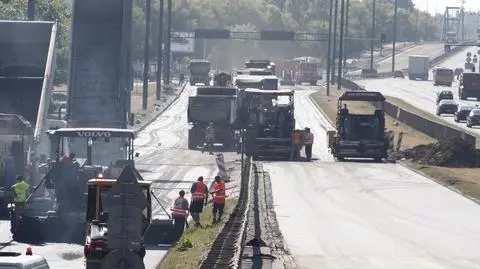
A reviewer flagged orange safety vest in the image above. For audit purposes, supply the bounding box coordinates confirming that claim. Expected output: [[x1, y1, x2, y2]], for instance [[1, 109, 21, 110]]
[[171, 197, 189, 218], [191, 181, 207, 201], [213, 182, 226, 205], [304, 133, 314, 144], [292, 132, 301, 144]]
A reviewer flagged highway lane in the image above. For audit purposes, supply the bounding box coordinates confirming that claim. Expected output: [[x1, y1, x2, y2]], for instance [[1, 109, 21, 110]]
[[0, 84, 234, 268], [263, 86, 480, 269], [376, 43, 445, 72], [360, 46, 480, 136], [348, 43, 444, 75]]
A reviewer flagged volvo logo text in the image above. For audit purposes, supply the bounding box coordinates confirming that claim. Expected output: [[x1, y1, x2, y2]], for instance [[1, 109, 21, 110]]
[[76, 131, 112, 137]]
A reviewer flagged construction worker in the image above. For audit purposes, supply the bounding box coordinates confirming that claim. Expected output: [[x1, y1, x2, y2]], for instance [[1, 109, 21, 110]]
[[170, 190, 189, 239], [211, 176, 226, 224], [11, 175, 31, 206], [189, 176, 208, 227], [202, 122, 215, 155], [290, 129, 301, 161], [304, 127, 314, 161]]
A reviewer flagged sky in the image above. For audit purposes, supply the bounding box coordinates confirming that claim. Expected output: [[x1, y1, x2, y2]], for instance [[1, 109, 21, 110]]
[[412, 0, 480, 14]]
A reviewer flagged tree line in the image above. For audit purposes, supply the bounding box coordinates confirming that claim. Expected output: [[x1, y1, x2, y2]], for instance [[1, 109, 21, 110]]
[[1, 0, 440, 84]]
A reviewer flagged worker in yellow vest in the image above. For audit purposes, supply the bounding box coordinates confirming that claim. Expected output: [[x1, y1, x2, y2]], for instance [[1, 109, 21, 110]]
[[12, 175, 31, 206]]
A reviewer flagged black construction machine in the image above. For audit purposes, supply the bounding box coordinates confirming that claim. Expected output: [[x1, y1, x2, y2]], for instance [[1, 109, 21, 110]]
[[8, 128, 139, 242], [241, 89, 295, 160], [327, 91, 388, 162], [213, 72, 232, 87]]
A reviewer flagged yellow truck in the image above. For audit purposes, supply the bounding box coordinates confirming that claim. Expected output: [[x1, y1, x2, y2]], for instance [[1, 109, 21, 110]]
[[433, 67, 454, 86]]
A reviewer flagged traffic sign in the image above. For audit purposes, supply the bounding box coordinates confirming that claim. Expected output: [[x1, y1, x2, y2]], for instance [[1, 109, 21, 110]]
[[101, 249, 145, 269], [103, 165, 149, 250]]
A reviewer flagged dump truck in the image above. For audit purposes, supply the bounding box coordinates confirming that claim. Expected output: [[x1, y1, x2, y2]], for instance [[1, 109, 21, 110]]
[[295, 62, 321, 85], [8, 128, 138, 242], [234, 75, 278, 91], [328, 91, 388, 162], [408, 55, 429, 80], [241, 89, 295, 160], [0, 21, 58, 185], [187, 87, 241, 150], [189, 59, 211, 86], [458, 72, 480, 100]]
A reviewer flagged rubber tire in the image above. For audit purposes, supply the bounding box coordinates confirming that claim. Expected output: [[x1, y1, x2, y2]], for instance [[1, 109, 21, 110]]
[[374, 157, 382, 162]]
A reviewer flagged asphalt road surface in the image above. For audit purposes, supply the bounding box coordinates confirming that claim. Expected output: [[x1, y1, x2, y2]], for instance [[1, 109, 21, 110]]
[[376, 43, 445, 73], [262, 86, 480, 268], [0, 84, 232, 268], [360, 46, 480, 136]]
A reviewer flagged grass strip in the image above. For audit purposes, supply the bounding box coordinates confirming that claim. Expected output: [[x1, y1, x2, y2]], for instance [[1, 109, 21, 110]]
[[157, 200, 237, 269]]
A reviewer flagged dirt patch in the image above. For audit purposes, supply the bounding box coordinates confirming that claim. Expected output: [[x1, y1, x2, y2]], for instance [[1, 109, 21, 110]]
[[393, 137, 480, 167]]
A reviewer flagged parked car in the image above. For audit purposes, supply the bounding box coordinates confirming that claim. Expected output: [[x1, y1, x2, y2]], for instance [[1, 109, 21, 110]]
[[393, 70, 404, 78], [0, 248, 49, 268], [436, 99, 458, 116], [436, 90, 454, 105], [466, 109, 480, 128], [454, 105, 475, 122]]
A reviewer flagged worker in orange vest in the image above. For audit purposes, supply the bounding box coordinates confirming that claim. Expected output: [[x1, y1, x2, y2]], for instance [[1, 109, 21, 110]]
[[211, 176, 226, 224], [189, 176, 208, 227], [290, 129, 301, 161], [304, 127, 314, 161], [170, 190, 189, 238]]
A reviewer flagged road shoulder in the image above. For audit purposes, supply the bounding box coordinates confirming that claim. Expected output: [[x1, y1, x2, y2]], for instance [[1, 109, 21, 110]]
[[310, 87, 480, 202]]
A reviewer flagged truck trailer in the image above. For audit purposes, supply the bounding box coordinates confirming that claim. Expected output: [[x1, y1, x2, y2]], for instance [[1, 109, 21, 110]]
[[187, 87, 241, 150], [408, 55, 429, 80]]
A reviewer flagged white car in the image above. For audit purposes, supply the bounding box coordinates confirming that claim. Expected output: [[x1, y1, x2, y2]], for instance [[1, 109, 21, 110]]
[[0, 249, 49, 269]]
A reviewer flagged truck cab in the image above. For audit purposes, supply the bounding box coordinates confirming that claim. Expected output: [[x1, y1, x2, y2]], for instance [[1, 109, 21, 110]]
[[328, 91, 388, 162]]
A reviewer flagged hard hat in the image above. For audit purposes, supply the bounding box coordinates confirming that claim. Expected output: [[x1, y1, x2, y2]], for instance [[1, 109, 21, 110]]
[[26, 246, 32, 255]]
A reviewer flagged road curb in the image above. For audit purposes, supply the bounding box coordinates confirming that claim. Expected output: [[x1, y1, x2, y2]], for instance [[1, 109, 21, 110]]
[[398, 161, 480, 206], [307, 91, 335, 130], [134, 82, 187, 134]]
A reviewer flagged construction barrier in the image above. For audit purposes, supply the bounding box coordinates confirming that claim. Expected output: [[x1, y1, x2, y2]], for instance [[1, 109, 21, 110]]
[[215, 153, 229, 182]]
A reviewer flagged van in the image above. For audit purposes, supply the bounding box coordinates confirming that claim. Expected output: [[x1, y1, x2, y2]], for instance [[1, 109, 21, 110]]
[[433, 67, 454, 86], [0, 252, 49, 269]]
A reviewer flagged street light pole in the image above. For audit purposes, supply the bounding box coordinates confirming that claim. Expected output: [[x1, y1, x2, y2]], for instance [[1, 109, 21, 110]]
[[156, 0, 164, 100], [331, 0, 339, 84], [326, 0, 334, 96], [337, 0, 345, 90], [27, 0, 35, 20], [369, 0, 376, 71], [343, 0, 350, 68], [392, 0, 398, 73], [165, 0, 172, 85], [142, 0, 152, 111]]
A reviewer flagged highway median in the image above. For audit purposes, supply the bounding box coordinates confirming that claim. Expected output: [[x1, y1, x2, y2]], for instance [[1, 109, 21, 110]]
[[311, 88, 480, 203]]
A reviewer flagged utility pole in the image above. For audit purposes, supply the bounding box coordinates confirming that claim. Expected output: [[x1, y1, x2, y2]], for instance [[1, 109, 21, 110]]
[[156, 0, 164, 100], [27, 0, 35, 20], [337, 0, 345, 90], [392, 0, 398, 73], [369, 0, 376, 71], [343, 0, 350, 68], [331, 0, 339, 84], [165, 0, 172, 85], [326, 0, 334, 96], [142, 0, 152, 111]]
